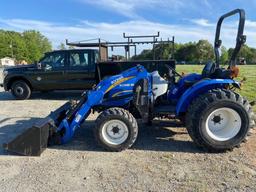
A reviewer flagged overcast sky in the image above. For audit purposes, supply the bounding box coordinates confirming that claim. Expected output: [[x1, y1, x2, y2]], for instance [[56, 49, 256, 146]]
[[0, 0, 255, 55]]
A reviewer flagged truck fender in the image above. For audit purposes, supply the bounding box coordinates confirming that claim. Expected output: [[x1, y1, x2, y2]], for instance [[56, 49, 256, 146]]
[[176, 79, 240, 115], [5, 75, 33, 90]]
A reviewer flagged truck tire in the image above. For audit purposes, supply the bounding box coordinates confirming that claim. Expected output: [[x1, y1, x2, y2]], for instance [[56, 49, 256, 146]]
[[11, 80, 31, 100], [95, 108, 138, 151], [186, 89, 251, 152]]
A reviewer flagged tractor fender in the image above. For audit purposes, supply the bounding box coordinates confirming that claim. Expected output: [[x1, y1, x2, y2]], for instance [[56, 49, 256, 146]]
[[176, 79, 240, 115]]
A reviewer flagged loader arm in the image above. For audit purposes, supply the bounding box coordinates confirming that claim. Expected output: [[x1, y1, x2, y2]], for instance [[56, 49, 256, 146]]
[[57, 65, 149, 144]]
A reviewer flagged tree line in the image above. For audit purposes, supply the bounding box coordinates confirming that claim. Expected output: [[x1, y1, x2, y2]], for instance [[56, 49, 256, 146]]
[[133, 39, 256, 64], [1, 29, 256, 65], [0, 30, 52, 63]]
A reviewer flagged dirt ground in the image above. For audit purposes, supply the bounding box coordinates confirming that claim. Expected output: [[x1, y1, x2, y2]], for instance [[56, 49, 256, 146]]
[[0, 87, 255, 192]]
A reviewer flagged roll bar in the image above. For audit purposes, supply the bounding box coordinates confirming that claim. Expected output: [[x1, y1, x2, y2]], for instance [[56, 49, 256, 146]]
[[214, 9, 246, 67]]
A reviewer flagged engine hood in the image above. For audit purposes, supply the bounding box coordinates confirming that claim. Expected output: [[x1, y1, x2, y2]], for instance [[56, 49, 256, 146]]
[[4, 64, 37, 71]]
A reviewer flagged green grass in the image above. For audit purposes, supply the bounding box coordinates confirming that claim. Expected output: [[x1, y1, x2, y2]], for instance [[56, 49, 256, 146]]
[[176, 65, 256, 111]]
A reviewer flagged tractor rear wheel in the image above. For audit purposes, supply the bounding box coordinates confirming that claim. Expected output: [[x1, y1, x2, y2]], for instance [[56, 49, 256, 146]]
[[95, 108, 138, 151], [186, 89, 252, 152]]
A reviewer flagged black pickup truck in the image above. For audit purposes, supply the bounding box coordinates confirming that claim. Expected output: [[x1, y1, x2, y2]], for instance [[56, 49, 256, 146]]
[[1, 49, 175, 99]]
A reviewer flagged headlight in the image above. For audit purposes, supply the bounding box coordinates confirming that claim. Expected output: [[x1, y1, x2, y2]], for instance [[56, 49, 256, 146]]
[[3, 70, 8, 78]]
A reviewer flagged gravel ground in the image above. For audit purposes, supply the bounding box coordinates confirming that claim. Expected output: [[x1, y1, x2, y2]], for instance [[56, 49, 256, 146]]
[[0, 87, 255, 192]]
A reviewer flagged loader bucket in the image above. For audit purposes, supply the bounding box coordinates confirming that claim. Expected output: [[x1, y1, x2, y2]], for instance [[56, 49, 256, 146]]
[[3, 102, 72, 156], [3, 118, 54, 156]]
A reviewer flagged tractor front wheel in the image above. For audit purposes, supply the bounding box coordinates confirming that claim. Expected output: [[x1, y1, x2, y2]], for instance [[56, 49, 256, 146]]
[[186, 89, 252, 152], [95, 108, 138, 151]]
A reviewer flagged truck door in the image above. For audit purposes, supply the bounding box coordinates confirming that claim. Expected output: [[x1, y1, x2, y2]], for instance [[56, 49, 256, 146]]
[[33, 51, 69, 90], [66, 50, 96, 89]]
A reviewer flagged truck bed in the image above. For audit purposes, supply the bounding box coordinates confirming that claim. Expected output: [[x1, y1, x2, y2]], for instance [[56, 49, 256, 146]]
[[98, 60, 175, 80]]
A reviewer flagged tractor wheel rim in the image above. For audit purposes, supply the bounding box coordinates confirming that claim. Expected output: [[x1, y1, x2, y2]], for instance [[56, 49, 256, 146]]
[[15, 86, 24, 95], [206, 107, 242, 141], [102, 120, 129, 145]]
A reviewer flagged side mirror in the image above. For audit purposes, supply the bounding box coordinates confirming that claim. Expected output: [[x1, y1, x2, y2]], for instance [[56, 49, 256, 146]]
[[37, 62, 41, 69], [37, 62, 47, 70]]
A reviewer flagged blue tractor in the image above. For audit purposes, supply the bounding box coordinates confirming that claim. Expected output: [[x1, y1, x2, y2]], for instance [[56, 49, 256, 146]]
[[4, 9, 255, 156]]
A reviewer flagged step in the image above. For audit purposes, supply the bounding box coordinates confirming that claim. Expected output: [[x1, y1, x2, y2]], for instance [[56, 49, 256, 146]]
[[154, 104, 176, 115]]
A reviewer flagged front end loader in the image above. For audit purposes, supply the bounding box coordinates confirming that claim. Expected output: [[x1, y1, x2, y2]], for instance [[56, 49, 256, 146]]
[[4, 9, 255, 156], [4, 65, 150, 155]]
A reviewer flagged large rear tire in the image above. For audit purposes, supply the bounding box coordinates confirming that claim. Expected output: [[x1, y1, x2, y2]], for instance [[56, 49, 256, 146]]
[[95, 108, 138, 151], [186, 89, 252, 152]]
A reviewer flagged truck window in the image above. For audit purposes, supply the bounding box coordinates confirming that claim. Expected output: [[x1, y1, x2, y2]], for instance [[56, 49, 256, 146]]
[[70, 52, 89, 68], [95, 52, 99, 63], [41, 52, 65, 70]]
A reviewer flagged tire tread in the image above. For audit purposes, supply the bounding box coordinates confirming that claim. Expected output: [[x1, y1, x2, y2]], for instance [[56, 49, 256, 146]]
[[186, 89, 252, 152], [95, 107, 138, 152]]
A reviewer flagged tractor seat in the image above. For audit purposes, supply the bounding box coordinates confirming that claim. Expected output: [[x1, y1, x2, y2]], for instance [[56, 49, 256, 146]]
[[202, 62, 216, 78]]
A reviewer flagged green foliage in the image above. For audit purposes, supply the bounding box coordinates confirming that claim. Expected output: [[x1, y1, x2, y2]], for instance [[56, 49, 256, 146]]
[[133, 40, 215, 63], [220, 46, 229, 64], [228, 45, 256, 64], [133, 39, 255, 65], [0, 30, 52, 63], [196, 40, 214, 62], [23, 30, 52, 62], [133, 49, 153, 60], [175, 42, 198, 62]]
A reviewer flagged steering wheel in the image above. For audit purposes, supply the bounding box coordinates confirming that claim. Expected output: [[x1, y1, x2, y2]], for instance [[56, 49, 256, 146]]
[[162, 64, 174, 80], [202, 62, 216, 78], [163, 64, 182, 79]]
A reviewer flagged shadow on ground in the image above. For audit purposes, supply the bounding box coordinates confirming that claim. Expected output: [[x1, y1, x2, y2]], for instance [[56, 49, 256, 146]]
[[0, 90, 83, 101], [0, 117, 202, 156]]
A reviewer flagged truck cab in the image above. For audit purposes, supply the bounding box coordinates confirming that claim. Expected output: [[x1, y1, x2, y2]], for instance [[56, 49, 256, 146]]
[[1, 49, 99, 99], [38, 49, 97, 89]]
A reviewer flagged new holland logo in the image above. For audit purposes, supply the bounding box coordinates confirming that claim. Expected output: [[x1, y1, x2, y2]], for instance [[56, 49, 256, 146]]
[[105, 76, 135, 94], [111, 76, 123, 84]]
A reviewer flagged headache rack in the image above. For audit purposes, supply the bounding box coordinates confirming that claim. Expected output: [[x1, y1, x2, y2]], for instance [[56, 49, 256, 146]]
[[66, 32, 175, 62]]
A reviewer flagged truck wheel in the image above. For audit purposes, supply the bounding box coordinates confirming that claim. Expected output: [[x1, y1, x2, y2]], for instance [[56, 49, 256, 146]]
[[11, 80, 31, 100], [95, 108, 138, 151], [186, 89, 251, 152]]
